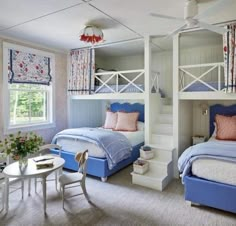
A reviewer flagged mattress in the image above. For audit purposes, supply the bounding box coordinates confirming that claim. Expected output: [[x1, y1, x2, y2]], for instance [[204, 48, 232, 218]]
[[192, 139, 236, 186], [192, 158, 236, 186], [94, 84, 144, 93], [56, 130, 144, 158], [184, 81, 225, 92]]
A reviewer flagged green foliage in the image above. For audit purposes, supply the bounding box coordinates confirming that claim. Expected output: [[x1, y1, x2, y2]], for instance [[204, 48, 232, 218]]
[[0, 131, 44, 159]]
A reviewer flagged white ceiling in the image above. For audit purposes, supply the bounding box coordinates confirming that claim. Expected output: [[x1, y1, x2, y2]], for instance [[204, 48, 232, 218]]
[[0, 0, 235, 54]]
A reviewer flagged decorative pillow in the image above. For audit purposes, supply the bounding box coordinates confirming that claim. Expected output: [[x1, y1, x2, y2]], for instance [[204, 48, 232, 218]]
[[215, 114, 236, 141], [103, 111, 117, 129], [114, 112, 139, 131], [137, 121, 145, 131]]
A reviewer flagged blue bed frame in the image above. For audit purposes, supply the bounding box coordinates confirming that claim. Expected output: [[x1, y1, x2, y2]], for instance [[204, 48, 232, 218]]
[[51, 102, 144, 181], [184, 104, 236, 214]]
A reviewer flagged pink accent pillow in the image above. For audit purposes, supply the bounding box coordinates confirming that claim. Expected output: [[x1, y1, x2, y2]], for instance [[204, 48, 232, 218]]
[[215, 114, 236, 141], [103, 111, 117, 129], [114, 112, 139, 131]]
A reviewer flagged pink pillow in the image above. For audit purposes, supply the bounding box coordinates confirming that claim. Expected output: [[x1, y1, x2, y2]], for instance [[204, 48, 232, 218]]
[[103, 111, 117, 129], [114, 112, 139, 131], [215, 114, 236, 141]]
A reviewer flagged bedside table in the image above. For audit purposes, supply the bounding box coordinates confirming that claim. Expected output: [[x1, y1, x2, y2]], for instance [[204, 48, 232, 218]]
[[192, 136, 206, 145]]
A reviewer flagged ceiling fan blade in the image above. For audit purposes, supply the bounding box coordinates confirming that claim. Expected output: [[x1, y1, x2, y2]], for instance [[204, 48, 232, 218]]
[[198, 21, 227, 35], [195, 0, 234, 20], [166, 24, 188, 38], [154, 24, 187, 46], [150, 13, 184, 22]]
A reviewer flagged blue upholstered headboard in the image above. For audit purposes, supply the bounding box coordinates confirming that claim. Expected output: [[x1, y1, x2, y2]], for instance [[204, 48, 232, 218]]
[[110, 102, 144, 122], [210, 104, 236, 136]]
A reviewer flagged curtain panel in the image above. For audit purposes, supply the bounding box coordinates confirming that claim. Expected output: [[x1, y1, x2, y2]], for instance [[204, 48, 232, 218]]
[[68, 48, 95, 95], [8, 49, 52, 85], [223, 24, 236, 93]]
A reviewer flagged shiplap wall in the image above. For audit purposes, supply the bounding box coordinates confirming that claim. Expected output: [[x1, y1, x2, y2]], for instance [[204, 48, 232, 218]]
[[192, 100, 236, 138], [69, 99, 104, 128]]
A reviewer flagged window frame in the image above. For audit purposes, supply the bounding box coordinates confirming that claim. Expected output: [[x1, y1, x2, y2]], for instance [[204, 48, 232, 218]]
[[3, 42, 56, 134]]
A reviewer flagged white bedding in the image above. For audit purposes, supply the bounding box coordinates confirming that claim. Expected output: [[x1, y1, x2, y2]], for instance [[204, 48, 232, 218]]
[[56, 129, 144, 158], [192, 138, 236, 186]]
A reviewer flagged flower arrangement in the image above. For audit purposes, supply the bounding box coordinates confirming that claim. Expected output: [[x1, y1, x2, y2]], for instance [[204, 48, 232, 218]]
[[0, 131, 44, 160]]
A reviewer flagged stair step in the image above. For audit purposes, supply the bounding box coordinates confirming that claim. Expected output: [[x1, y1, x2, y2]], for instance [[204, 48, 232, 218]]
[[158, 114, 173, 124], [139, 154, 172, 165], [151, 134, 173, 146], [148, 144, 174, 152], [161, 105, 173, 114], [152, 123, 173, 134], [131, 171, 166, 191]]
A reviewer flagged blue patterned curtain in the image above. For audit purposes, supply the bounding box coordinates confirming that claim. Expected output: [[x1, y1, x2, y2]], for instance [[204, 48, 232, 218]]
[[8, 49, 52, 85], [68, 48, 95, 95], [223, 24, 236, 93]]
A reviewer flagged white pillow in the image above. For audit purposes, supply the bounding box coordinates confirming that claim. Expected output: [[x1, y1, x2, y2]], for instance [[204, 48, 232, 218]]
[[137, 121, 145, 131]]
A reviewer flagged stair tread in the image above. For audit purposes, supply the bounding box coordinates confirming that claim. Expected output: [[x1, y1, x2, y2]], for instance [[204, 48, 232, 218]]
[[139, 156, 172, 165], [147, 144, 175, 151], [131, 170, 166, 180]]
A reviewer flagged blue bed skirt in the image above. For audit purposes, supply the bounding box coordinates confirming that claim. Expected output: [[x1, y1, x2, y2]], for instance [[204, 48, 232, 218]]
[[51, 142, 143, 179], [184, 175, 236, 214]]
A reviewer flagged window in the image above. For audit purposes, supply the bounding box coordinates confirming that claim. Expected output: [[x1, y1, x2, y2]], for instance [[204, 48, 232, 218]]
[[3, 42, 55, 133]]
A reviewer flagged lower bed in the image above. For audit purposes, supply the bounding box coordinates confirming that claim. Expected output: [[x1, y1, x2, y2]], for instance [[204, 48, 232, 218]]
[[51, 128, 144, 181]]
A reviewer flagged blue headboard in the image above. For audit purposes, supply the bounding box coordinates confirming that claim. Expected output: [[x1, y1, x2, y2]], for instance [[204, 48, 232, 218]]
[[110, 102, 144, 122], [210, 104, 236, 136]]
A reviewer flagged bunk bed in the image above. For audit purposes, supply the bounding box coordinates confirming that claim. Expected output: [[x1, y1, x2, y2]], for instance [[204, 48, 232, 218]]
[[179, 104, 236, 214], [70, 69, 160, 100], [51, 102, 145, 182], [178, 62, 235, 99]]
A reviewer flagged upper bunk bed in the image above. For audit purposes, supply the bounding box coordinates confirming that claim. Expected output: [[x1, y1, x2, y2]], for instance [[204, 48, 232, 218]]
[[176, 28, 236, 100], [70, 68, 160, 100]]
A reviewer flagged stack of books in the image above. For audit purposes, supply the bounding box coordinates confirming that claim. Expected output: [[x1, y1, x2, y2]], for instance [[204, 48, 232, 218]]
[[33, 157, 54, 169]]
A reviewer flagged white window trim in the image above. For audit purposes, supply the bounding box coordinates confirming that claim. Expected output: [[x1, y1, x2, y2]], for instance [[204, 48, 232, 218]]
[[3, 42, 56, 134]]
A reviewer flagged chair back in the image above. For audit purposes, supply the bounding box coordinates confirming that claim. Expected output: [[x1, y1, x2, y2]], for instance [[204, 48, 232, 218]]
[[0, 153, 10, 180], [38, 144, 62, 156], [75, 150, 88, 178]]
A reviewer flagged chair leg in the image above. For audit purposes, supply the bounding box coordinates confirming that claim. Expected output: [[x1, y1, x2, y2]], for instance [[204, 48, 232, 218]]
[[62, 185, 65, 209], [21, 179, 24, 200], [2, 186, 4, 210], [55, 171, 58, 191], [81, 181, 89, 202]]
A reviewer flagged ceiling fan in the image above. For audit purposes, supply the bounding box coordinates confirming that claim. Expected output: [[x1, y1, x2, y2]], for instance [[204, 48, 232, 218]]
[[150, 0, 232, 38]]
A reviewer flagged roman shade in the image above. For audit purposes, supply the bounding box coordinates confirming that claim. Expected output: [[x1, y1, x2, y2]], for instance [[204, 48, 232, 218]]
[[8, 49, 52, 85]]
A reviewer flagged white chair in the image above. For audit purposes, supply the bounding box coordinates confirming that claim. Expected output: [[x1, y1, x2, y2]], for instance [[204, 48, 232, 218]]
[[33, 144, 62, 194], [0, 153, 24, 211], [59, 150, 89, 209]]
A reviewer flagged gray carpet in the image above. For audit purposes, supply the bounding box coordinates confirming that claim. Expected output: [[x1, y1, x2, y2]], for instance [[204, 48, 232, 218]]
[[1, 166, 236, 226]]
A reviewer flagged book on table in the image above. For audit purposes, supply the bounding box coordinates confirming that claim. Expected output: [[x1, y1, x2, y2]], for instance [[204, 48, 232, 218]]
[[36, 160, 54, 169]]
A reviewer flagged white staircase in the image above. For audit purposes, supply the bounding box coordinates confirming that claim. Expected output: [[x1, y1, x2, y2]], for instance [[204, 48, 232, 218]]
[[131, 99, 174, 191]]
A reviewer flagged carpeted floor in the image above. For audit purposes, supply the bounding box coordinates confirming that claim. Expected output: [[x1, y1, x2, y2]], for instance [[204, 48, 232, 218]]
[[1, 166, 236, 226]]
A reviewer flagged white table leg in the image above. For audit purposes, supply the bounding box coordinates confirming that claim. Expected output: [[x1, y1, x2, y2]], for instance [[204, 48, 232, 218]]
[[4, 177, 9, 213], [28, 178, 31, 196], [42, 176, 47, 214]]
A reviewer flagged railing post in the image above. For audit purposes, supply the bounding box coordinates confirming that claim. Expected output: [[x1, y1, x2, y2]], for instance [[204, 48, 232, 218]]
[[218, 64, 221, 91]]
